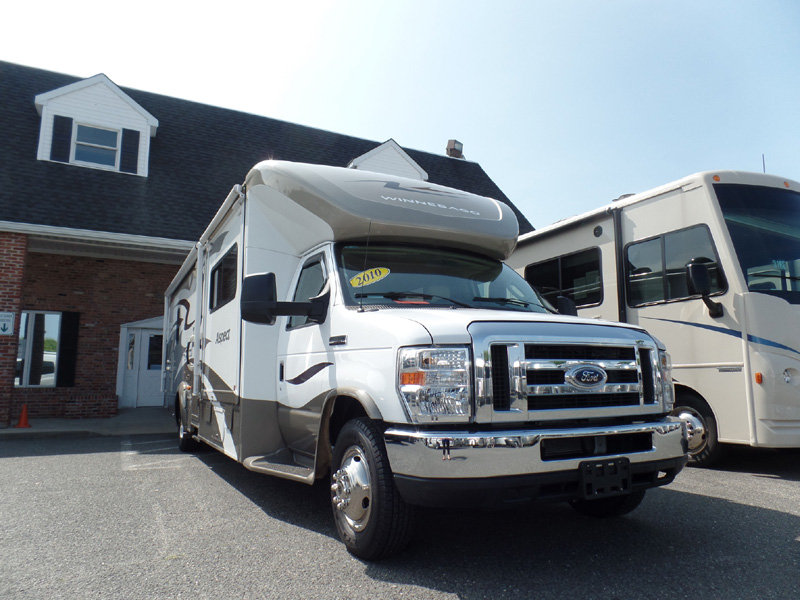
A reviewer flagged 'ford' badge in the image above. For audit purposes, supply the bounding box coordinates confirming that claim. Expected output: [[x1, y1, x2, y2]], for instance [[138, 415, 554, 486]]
[[565, 364, 608, 389]]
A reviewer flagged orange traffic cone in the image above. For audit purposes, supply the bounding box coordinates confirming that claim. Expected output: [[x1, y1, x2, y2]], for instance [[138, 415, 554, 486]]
[[14, 404, 30, 428]]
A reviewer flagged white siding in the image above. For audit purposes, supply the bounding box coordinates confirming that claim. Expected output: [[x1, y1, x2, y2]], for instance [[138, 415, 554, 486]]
[[355, 149, 423, 180], [348, 139, 428, 181], [36, 81, 153, 176]]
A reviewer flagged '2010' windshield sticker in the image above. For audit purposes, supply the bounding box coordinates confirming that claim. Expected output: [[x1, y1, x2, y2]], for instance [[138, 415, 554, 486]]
[[350, 267, 390, 288]]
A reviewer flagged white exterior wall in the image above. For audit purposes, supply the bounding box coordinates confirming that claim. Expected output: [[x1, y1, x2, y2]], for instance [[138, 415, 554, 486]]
[[36, 80, 154, 176], [354, 149, 424, 180], [349, 139, 428, 181]]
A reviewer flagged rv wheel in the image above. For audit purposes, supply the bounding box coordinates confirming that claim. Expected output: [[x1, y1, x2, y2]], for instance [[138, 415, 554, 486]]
[[177, 408, 200, 452], [330, 418, 413, 560], [672, 392, 723, 467], [570, 489, 646, 518]]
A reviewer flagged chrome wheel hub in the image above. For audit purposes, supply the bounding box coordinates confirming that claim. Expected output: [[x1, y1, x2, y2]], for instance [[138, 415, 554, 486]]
[[676, 407, 707, 453], [331, 446, 372, 532]]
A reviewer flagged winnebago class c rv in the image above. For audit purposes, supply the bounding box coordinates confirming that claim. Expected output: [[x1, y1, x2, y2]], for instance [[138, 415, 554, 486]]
[[508, 171, 800, 467], [164, 161, 687, 559]]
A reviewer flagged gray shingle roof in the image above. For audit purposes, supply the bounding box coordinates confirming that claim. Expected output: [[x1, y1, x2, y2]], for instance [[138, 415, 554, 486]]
[[0, 61, 532, 242]]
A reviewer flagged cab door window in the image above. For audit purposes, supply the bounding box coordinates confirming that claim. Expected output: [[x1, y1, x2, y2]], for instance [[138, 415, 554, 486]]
[[288, 255, 327, 329]]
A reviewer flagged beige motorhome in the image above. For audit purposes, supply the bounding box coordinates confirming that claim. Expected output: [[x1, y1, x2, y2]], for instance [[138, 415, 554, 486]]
[[165, 160, 687, 559], [509, 170, 800, 467]]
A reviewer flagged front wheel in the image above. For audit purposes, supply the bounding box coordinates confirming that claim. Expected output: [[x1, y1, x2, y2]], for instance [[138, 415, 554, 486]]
[[570, 490, 646, 518], [672, 393, 723, 467], [330, 418, 413, 560]]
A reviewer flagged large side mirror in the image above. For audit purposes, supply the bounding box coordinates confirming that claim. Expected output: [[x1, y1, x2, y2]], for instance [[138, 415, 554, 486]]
[[241, 273, 331, 325], [241, 272, 278, 325], [686, 261, 723, 318]]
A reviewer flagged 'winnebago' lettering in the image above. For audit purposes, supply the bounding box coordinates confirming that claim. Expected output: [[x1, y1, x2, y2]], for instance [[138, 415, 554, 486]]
[[381, 195, 481, 216]]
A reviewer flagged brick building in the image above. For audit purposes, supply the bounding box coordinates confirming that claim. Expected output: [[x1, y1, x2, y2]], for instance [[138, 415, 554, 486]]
[[0, 61, 532, 424]]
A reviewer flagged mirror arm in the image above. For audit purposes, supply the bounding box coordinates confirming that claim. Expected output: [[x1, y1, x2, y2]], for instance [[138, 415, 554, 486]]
[[702, 295, 724, 318]]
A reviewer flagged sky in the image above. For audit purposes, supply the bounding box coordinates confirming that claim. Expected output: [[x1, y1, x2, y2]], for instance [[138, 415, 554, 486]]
[[2, 0, 799, 229]]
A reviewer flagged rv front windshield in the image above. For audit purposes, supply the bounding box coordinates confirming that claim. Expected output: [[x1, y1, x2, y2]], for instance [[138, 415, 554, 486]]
[[715, 183, 800, 304], [336, 244, 550, 313]]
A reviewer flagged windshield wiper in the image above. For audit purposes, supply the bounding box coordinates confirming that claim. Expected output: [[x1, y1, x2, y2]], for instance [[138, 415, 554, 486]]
[[472, 296, 531, 308], [750, 274, 800, 282], [355, 291, 474, 308]]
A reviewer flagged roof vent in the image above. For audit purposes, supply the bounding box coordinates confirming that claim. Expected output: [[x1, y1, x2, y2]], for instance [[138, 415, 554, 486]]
[[446, 139, 464, 159]]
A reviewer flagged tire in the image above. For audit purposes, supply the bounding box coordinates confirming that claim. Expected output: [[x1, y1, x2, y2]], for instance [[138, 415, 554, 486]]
[[177, 404, 200, 453], [672, 392, 723, 468], [330, 418, 414, 560], [570, 489, 646, 518]]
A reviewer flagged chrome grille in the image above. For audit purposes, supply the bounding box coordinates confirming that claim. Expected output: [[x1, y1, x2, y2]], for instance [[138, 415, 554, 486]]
[[470, 321, 664, 424], [486, 343, 653, 416]]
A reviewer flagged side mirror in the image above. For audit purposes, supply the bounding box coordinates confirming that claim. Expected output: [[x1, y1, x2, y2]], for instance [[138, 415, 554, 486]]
[[307, 282, 331, 324], [686, 261, 723, 318], [241, 273, 278, 325], [556, 295, 578, 317], [241, 273, 331, 325]]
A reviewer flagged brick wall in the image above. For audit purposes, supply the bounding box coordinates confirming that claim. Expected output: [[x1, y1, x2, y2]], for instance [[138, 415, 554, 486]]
[[0, 233, 27, 425], [11, 250, 178, 419]]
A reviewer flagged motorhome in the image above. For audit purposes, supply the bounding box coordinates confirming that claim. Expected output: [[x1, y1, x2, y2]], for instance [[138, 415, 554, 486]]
[[164, 160, 687, 559], [508, 170, 800, 467]]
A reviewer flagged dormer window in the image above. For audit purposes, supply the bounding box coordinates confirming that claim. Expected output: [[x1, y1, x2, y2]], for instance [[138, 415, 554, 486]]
[[75, 124, 118, 167], [48, 116, 141, 174], [35, 73, 157, 177]]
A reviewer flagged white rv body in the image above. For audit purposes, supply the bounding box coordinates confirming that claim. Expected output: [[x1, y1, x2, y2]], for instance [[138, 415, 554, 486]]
[[508, 170, 800, 466], [165, 161, 687, 559]]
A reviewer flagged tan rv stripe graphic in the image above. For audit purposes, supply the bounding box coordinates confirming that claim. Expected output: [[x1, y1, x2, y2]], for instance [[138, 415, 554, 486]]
[[287, 362, 333, 385]]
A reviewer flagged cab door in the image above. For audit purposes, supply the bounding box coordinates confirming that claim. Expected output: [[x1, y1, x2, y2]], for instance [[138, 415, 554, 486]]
[[277, 251, 334, 459]]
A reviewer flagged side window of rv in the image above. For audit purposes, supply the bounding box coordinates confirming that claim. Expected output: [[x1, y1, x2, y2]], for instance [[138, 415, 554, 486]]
[[626, 225, 724, 306], [288, 255, 327, 329], [209, 245, 238, 312], [523, 247, 602, 308]]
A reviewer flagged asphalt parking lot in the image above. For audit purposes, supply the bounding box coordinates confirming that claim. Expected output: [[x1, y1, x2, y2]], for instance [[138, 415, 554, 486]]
[[0, 431, 798, 600]]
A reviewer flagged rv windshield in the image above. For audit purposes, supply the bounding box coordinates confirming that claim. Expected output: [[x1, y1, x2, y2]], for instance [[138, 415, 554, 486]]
[[336, 244, 549, 313], [715, 183, 800, 304]]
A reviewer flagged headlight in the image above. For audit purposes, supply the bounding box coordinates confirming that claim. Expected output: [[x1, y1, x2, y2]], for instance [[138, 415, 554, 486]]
[[658, 349, 675, 411], [398, 346, 471, 423]]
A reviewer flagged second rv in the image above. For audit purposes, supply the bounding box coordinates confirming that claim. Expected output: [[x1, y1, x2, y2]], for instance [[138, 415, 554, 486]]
[[509, 170, 800, 466]]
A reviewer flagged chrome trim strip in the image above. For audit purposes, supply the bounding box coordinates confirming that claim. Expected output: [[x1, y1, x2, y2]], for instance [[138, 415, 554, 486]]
[[384, 417, 686, 480]]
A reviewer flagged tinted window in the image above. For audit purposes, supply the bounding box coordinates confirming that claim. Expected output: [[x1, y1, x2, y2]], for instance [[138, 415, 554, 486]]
[[626, 226, 724, 306], [210, 245, 238, 311], [524, 247, 602, 307]]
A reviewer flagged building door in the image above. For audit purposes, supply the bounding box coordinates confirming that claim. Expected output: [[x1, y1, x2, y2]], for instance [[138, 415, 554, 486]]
[[135, 331, 163, 407], [117, 318, 165, 408]]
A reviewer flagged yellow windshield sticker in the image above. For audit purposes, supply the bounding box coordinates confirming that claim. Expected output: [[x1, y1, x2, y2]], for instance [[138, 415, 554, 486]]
[[350, 267, 390, 288]]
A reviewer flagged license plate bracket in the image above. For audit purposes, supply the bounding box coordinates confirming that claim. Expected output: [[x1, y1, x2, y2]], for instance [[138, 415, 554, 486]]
[[578, 457, 631, 499]]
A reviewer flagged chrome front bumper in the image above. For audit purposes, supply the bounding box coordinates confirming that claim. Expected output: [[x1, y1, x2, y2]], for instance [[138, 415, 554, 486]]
[[384, 418, 688, 508], [384, 417, 687, 480]]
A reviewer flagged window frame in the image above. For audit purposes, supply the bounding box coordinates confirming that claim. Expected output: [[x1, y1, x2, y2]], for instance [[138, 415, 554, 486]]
[[209, 244, 239, 313], [523, 246, 604, 309], [73, 123, 120, 169], [624, 224, 727, 308]]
